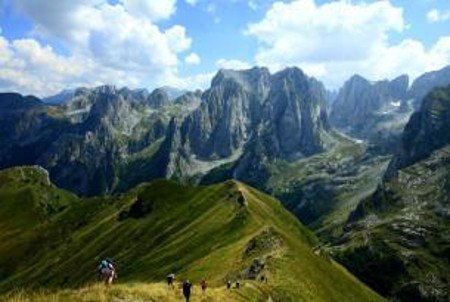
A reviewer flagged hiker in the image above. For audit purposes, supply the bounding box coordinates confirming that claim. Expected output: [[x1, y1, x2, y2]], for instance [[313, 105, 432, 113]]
[[183, 280, 192, 302], [166, 273, 175, 288], [236, 280, 240, 289], [226, 280, 232, 289], [200, 279, 208, 294], [98, 259, 116, 285]]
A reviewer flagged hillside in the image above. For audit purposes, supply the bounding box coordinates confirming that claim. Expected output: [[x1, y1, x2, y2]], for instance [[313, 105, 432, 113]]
[[334, 146, 450, 302], [201, 130, 390, 241], [334, 85, 450, 302], [0, 166, 383, 302]]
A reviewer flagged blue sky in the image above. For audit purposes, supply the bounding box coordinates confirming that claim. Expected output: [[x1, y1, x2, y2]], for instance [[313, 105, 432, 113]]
[[0, 0, 450, 96]]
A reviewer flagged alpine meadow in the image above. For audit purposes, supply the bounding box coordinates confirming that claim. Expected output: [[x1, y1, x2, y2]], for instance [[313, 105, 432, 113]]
[[0, 1, 449, 302]]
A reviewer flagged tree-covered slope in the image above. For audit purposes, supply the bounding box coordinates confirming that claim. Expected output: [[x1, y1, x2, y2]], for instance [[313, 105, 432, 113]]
[[0, 166, 383, 302]]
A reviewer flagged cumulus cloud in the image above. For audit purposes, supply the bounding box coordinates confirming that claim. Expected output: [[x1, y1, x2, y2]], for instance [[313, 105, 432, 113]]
[[185, 52, 201, 65], [1, 0, 194, 96], [246, 0, 450, 88], [166, 71, 214, 91], [0, 36, 93, 95], [427, 8, 450, 23], [216, 58, 251, 70], [119, 0, 176, 21]]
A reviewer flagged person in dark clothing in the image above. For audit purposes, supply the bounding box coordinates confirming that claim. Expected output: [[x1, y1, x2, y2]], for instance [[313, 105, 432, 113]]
[[183, 280, 192, 302], [236, 280, 240, 289], [226, 280, 232, 289], [166, 273, 175, 288], [200, 279, 207, 294]]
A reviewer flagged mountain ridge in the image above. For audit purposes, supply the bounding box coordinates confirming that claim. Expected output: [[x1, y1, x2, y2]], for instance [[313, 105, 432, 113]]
[[0, 165, 383, 302]]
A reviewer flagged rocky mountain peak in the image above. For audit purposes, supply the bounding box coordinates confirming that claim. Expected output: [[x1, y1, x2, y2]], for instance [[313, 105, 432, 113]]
[[330, 74, 409, 138], [386, 84, 450, 178], [178, 66, 329, 168], [409, 65, 450, 109], [146, 88, 171, 108], [0, 93, 42, 109], [211, 67, 271, 92]]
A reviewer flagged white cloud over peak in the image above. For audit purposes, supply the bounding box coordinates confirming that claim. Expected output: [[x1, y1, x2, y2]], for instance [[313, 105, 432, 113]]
[[427, 8, 450, 23], [185, 52, 201, 65], [246, 0, 450, 88], [0, 0, 194, 96]]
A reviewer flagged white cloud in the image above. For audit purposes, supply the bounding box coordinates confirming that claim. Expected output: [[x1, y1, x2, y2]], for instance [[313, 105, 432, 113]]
[[1, 1, 196, 96], [427, 8, 450, 23], [185, 52, 201, 65], [216, 58, 251, 70], [119, 0, 176, 21], [0, 37, 92, 95], [246, 0, 450, 88], [166, 71, 214, 91]]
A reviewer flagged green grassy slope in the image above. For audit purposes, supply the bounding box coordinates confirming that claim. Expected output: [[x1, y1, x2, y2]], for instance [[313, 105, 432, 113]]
[[0, 166, 383, 301]]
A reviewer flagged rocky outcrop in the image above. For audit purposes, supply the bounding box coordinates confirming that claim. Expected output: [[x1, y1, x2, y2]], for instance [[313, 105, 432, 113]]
[[329, 74, 412, 153], [180, 67, 271, 159], [386, 84, 450, 178], [409, 65, 450, 109], [145, 88, 171, 108], [179, 67, 329, 162], [330, 74, 409, 133], [262, 67, 329, 158]]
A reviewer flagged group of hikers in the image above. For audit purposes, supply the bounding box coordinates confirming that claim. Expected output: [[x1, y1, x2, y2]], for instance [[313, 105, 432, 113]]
[[98, 259, 245, 301], [166, 273, 242, 301]]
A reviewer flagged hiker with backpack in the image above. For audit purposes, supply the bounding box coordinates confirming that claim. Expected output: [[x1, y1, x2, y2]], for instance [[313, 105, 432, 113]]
[[182, 280, 192, 302], [98, 259, 116, 285], [166, 273, 175, 288]]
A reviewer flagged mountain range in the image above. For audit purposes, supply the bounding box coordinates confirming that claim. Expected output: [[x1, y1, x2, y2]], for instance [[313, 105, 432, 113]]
[[1, 64, 450, 301]]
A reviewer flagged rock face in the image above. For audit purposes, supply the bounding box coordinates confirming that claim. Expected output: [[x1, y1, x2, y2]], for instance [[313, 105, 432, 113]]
[[181, 68, 271, 159], [180, 67, 329, 162], [330, 74, 409, 131], [0, 67, 329, 195], [337, 85, 450, 302], [168, 67, 331, 189], [261, 67, 329, 157], [329, 74, 416, 153], [0, 86, 200, 196], [43, 89, 75, 104], [409, 65, 450, 109], [386, 84, 450, 178]]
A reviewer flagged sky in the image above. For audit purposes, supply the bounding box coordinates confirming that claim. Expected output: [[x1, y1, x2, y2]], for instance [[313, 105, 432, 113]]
[[0, 0, 450, 97]]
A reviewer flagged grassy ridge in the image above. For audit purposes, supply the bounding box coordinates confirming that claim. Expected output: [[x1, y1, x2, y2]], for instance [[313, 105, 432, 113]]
[[0, 166, 383, 301], [2, 282, 268, 302]]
